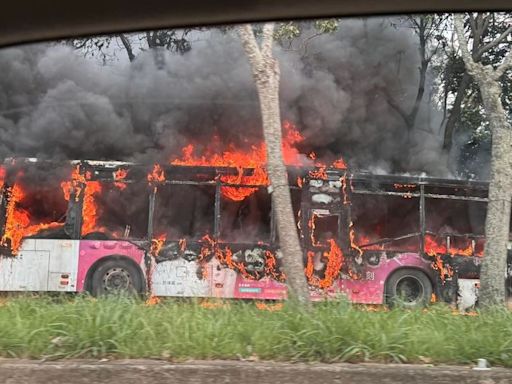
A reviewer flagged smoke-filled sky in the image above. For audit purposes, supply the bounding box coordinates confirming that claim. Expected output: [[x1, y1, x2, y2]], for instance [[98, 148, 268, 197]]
[[0, 18, 455, 176]]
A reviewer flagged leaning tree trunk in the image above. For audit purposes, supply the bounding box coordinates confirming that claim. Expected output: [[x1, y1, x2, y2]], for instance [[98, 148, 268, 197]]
[[442, 72, 471, 150], [454, 14, 512, 307], [238, 24, 310, 304], [478, 81, 512, 306]]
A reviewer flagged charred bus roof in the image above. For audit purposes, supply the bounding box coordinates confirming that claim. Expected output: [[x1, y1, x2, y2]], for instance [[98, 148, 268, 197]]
[[1, 157, 490, 194]]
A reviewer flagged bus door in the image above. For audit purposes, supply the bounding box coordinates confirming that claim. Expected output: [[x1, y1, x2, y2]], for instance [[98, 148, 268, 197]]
[[306, 208, 341, 268]]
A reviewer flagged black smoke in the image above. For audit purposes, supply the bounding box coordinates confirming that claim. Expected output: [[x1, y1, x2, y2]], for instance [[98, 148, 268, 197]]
[[0, 18, 455, 176]]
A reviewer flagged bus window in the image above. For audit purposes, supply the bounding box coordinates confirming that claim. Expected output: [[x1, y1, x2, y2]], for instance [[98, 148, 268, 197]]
[[90, 181, 150, 239], [0, 164, 71, 249], [220, 187, 271, 243], [154, 184, 215, 240], [425, 199, 486, 256], [426, 199, 486, 236], [310, 213, 339, 246], [351, 194, 420, 251]]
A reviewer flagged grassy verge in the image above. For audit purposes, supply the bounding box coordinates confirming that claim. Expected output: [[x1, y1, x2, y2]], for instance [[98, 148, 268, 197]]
[[0, 296, 511, 366]]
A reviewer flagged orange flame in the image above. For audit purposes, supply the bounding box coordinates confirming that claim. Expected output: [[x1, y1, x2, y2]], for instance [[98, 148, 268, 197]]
[[198, 234, 216, 279], [61, 167, 103, 236], [424, 234, 479, 257], [321, 239, 344, 288], [214, 246, 255, 279], [221, 166, 269, 202], [145, 295, 161, 306], [308, 213, 320, 246], [179, 238, 187, 252], [353, 234, 384, 251], [1, 164, 106, 254], [424, 235, 447, 256], [200, 299, 230, 309], [304, 239, 344, 288], [147, 164, 165, 185], [332, 158, 347, 169], [349, 222, 364, 259], [309, 165, 328, 180], [171, 121, 345, 201], [150, 234, 166, 257], [197, 234, 284, 281], [60, 165, 84, 202], [0, 166, 5, 190], [431, 254, 454, 282], [81, 180, 102, 236], [0, 184, 63, 254], [255, 301, 283, 311], [264, 250, 286, 282], [114, 168, 128, 190]]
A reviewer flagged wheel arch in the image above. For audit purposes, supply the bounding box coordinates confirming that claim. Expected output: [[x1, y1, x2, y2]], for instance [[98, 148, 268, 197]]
[[84, 254, 146, 294]]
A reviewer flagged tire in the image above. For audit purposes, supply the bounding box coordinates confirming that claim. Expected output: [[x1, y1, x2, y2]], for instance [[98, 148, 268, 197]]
[[90, 258, 144, 297], [385, 269, 432, 308]]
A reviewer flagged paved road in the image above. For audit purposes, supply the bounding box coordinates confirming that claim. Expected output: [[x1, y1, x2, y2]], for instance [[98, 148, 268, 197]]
[[1, 359, 510, 384]]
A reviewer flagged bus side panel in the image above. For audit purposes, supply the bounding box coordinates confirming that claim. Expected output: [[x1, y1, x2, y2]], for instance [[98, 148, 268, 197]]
[[150, 252, 432, 302], [151, 258, 287, 299], [340, 252, 433, 304], [0, 239, 50, 291], [231, 275, 287, 300], [36, 239, 80, 292], [224, 252, 432, 303], [76, 240, 145, 291], [152, 258, 209, 297]]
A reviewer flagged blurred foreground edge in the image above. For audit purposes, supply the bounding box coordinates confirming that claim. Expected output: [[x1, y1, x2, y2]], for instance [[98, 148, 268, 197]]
[[0, 359, 511, 384], [2, 0, 512, 47]]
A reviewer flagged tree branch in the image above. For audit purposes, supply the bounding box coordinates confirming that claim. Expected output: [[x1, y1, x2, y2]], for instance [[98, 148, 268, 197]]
[[238, 24, 263, 68], [454, 14, 481, 77], [456, 14, 512, 81], [494, 51, 512, 79], [477, 25, 512, 57], [380, 87, 411, 128], [118, 34, 135, 62], [261, 23, 275, 59]]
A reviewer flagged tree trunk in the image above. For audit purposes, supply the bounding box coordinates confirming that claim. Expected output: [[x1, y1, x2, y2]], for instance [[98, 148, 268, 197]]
[[259, 76, 311, 304], [454, 14, 512, 307], [478, 81, 512, 306], [238, 24, 310, 304], [442, 72, 471, 150]]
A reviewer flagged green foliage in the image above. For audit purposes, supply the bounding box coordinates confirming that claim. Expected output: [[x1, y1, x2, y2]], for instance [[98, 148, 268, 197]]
[[71, 29, 193, 62], [274, 22, 301, 41], [313, 19, 339, 34], [443, 12, 512, 150], [274, 19, 339, 45], [0, 296, 511, 366]]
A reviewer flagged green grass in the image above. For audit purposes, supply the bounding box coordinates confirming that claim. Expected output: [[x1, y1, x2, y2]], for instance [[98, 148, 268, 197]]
[[0, 296, 511, 366]]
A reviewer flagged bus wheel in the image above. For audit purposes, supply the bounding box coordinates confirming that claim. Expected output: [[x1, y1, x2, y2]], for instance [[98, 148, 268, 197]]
[[385, 269, 432, 308], [90, 258, 143, 297]]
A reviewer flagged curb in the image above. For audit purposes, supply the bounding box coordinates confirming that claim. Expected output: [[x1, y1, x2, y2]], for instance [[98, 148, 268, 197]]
[[1, 359, 511, 384]]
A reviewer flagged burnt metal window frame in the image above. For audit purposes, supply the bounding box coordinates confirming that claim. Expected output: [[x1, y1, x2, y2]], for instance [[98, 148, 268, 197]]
[[81, 162, 151, 240], [145, 165, 272, 244], [218, 186, 273, 244], [349, 172, 489, 256], [0, 159, 79, 245]]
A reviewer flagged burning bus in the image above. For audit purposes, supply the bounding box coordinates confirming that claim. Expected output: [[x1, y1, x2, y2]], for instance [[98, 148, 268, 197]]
[[0, 157, 511, 309]]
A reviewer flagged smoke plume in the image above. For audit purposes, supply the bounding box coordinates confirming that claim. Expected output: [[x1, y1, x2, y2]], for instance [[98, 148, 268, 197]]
[[0, 18, 454, 176]]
